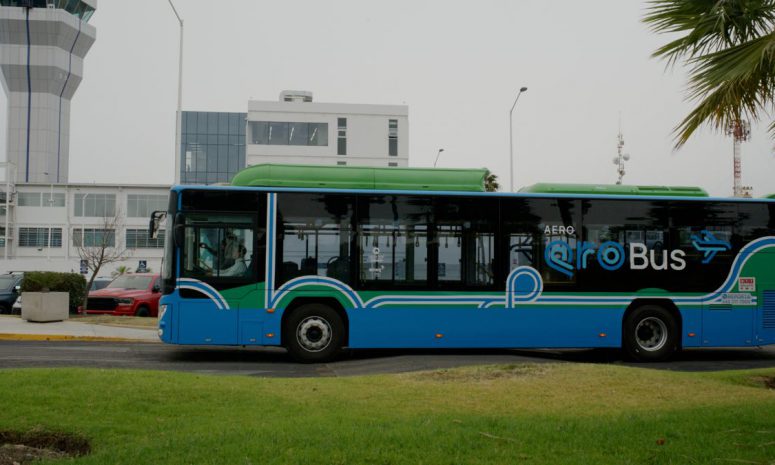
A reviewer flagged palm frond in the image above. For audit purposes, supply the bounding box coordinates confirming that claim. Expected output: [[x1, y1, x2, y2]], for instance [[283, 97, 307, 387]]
[[672, 31, 775, 146], [644, 0, 775, 65]]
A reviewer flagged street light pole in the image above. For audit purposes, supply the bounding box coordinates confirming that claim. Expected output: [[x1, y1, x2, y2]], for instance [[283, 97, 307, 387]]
[[168, 0, 184, 185], [509, 86, 528, 192], [433, 148, 444, 168]]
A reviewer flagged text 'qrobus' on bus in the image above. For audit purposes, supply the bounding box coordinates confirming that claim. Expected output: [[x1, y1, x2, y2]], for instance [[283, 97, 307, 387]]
[[149, 164, 775, 362]]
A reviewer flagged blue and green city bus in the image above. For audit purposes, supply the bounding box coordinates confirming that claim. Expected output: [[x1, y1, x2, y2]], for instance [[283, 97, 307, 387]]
[[153, 164, 775, 362]]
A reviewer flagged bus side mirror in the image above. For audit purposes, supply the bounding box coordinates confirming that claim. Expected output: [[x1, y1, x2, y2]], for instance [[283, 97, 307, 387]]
[[149, 210, 167, 239]]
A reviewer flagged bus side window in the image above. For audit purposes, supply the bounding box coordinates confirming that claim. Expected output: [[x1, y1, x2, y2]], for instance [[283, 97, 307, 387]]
[[276, 193, 354, 287], [358, 195, 430, 287], [434, 197, 497, 289], [508, 233, 535, 269]]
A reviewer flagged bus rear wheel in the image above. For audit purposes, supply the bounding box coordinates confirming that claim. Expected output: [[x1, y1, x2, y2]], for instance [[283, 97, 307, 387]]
[[623, 305, 678, 362], [284, 303, 344, 363]]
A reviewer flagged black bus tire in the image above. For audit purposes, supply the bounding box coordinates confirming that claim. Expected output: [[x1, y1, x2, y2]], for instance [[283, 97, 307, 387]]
[[623, 305, 679, 362], [284, 303, 344, 363]]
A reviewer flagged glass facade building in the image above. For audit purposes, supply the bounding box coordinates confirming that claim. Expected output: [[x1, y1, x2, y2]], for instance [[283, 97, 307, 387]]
[[181, 111, 246, 185]]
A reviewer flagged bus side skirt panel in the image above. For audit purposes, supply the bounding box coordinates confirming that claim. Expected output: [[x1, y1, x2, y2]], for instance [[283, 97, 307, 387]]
[[346, 306, 624, 349]]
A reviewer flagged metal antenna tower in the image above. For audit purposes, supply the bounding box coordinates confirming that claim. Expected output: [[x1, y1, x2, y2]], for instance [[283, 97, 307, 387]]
[[612, 120, 630, 185], [726, 120, 752, 197]]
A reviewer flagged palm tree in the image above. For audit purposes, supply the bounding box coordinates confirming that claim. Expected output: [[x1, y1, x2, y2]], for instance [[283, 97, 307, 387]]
[[485, 172, 500, 192], [112, 265, 129, 278], [643, 0, 775, 147]]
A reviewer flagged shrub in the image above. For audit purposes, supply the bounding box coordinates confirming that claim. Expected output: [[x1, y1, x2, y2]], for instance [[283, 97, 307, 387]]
[[21, 272, 87, 311]]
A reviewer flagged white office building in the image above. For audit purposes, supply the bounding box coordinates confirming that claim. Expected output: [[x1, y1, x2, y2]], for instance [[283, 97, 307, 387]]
[[0, 180, 169, 275], [247, 91, 409, 168]]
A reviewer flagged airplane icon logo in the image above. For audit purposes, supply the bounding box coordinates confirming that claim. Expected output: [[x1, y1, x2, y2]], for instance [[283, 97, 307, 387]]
[[691, 230, 732, 264]]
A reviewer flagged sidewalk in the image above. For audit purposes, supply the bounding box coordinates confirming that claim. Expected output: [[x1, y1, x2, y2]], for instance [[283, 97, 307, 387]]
[[0, 315, 159, 342]]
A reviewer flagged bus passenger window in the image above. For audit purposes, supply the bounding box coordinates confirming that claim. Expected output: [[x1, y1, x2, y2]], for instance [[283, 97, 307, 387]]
[[276, 193, 354, 286]]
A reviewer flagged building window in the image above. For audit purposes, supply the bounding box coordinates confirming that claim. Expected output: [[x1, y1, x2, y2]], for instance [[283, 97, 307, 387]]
[[249, 121, 328, 146], [45, 193, 65, 207], [0, 227, 5, 248], [126, 229, 165, 249], [288, 122, 308, 145], [17, 192, 65, 207], [308, 123, 328, 146], [19, 227, 62, 248], [17, 192, 41, 207], [388, 162, 398, 167], [268, 122, 289, 145], [389, 119, 398, 156], [127, 195, 168, 218], [337, 161, 347, 166], [337, 118, 347, 155], [73, 228, 116, 247], [74, 194, 116, 217]]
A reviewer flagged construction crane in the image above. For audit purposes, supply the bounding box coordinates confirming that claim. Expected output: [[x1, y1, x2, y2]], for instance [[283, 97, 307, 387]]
[[726, 120, 752, 198]]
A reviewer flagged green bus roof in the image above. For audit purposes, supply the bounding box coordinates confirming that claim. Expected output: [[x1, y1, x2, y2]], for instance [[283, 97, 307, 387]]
[[519, 183, 708, 197], [231, 164, 488, 192]]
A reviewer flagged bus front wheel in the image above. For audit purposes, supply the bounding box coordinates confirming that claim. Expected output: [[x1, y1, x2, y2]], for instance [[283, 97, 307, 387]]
[[284, 303, 344, 363], [623, 305, 678, 362]]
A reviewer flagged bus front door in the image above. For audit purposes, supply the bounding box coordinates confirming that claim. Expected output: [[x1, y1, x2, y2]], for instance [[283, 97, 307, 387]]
[[177, 213, 261, 345]]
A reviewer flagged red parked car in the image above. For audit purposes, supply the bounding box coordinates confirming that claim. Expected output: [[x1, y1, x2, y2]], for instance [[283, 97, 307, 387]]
[[85, 274, 161, 317]]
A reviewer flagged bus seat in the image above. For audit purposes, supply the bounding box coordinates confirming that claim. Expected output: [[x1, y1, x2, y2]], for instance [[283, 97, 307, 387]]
[[281, 261, 299, 280], [326, 257, 350, 282], [301, 257, 317, 275]]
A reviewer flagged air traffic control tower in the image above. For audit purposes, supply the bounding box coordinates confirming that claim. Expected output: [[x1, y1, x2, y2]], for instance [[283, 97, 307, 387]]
[[0, 0, 96, 184]]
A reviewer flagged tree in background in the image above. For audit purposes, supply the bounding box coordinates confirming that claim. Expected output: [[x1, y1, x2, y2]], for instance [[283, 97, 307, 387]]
[[485, 172, 500, 192], [75, 211, 129, 309], [644, 0, 775, 147]]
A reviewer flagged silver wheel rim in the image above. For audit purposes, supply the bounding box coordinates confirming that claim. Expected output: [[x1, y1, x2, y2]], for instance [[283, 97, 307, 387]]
[[296, 316, 332, 353], [635, 317, 668, 352]]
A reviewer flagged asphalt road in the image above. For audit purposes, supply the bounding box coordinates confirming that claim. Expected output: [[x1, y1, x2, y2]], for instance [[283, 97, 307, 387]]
[[1, 341, 775, 377]]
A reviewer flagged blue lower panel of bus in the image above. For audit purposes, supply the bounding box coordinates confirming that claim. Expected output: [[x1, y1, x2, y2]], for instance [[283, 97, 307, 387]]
[[177, 301, 238, 345], [346, 306, 625, 349]]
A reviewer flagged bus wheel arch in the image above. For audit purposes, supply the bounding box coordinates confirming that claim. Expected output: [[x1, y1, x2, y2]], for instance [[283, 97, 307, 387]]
[[281, 298, 349, 362], [622, 299, 681, 362]]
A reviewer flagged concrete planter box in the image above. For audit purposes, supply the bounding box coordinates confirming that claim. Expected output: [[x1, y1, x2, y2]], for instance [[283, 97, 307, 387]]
[[21, 292, 69, 322]]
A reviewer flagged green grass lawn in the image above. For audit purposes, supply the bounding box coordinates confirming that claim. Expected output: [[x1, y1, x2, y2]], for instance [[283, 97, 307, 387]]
[[1, 364, 774, 464]]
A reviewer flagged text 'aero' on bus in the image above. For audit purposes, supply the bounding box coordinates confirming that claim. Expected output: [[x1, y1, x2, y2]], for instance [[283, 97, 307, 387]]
[[148, 164, 775, 362]]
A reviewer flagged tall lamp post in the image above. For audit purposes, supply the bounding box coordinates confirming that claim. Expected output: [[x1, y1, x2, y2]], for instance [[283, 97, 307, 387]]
[[433, 148, 444, 168], [168, 0, 184, 185], [509, 86, 528, 192]]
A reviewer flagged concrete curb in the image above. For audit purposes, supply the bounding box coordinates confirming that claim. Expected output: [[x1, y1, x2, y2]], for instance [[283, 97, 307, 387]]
[[0, 334, 160, 343]]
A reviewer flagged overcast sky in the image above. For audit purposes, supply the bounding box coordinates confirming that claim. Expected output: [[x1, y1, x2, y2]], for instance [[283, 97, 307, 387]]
[[2, 0, 774, 196]]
